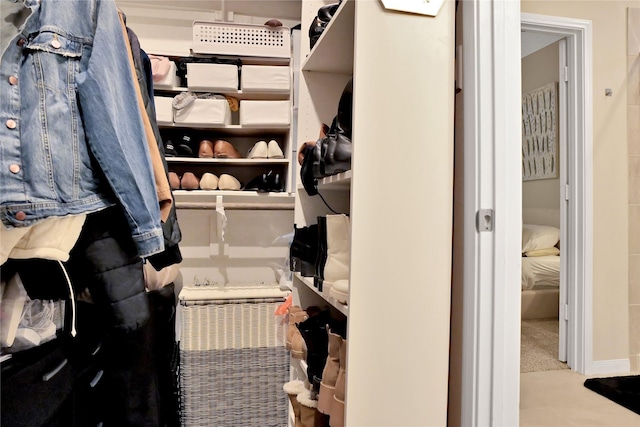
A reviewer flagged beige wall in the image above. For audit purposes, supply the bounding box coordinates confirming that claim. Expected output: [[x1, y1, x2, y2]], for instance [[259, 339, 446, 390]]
[[522, 0, 634, 364], [522, 41, 562, 221], [628, 7, 640, 372]]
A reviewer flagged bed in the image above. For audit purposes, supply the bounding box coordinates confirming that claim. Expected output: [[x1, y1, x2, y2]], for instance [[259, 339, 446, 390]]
[[521, 223, 560, 320]]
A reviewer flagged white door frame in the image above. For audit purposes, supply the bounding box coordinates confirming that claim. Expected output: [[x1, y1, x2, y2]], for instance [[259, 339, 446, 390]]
[[460, 3, 593, 426], [520, 13, 593, 376]]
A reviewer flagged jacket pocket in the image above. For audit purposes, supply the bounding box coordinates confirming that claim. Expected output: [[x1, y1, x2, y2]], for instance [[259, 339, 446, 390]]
[[26, 30, 83, 58]]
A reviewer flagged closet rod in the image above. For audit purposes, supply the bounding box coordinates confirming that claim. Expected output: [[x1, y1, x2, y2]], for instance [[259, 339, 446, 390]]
[[175, 202, 294, 210]]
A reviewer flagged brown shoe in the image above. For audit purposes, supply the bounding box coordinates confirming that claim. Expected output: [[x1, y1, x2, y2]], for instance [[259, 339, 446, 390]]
[[213, 139, 242, 159], [198, 139, 215, 158], [180, 172, 200, 190], [168, 172, 180, 190]]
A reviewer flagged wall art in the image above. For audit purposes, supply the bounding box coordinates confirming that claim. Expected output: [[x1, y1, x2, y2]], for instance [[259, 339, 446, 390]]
[[522, 82, 558, 181]]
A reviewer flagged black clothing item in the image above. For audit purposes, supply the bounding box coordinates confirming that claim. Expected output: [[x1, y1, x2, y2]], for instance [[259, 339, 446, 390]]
[[67, 207, 150, 331]]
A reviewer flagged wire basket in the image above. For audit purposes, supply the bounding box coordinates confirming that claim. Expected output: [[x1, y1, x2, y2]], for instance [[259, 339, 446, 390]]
[[192, 21, 291, 58]]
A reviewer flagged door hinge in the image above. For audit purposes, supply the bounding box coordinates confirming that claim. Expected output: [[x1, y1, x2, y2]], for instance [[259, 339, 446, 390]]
[[562, 303, 569, 320], [561, 184, 570, 201], [564, 66, 569, 82]]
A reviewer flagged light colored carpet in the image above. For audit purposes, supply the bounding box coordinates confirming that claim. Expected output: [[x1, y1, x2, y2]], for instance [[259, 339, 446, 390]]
[[520, 319, 569, 373]]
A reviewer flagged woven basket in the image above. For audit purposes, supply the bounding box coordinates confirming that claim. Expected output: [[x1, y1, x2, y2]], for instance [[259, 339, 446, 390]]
[[179, 291, 289, 427]]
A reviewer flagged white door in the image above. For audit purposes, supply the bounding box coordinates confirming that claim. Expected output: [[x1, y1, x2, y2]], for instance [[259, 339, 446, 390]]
[[558, 38, 569, 363]]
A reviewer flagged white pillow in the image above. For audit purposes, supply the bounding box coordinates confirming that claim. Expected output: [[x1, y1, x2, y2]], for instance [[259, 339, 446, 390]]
[[522, 224, 560, 253]]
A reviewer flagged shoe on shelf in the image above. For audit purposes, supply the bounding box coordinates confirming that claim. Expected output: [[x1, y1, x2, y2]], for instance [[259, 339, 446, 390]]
[[176, 134, 194, 157], [213, 139, 242, 159], [180, 172, 200, 190], [247, 140, 268, 159], [164, 140, 178, 157], [244, 170, 283, 193], [198, 139, 215, 158], [217, 173, 242, 190], [328, 279, 349, 305], [317, 328, 343, 415], [267, 139, 284, 159], [168, 172, 180, 190], [283, 380, 306, 427], [199, 173, 218, 190], [244, 172, 269, 192], [290, 223, 319, 277]]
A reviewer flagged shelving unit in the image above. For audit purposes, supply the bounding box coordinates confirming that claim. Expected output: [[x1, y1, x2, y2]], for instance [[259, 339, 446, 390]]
[[151, 46, 295, 195], [293, 1, 456, 426]]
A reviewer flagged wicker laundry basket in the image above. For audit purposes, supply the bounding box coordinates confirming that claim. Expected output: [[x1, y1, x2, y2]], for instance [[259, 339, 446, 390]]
[[179, 286, 289, 427]]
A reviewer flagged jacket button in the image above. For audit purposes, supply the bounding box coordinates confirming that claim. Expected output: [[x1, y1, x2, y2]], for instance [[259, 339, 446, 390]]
[[6, 119, 17, 129], [17, 38, 26, 47], [15, 211, 26, 221], [9, 76, 18, 85], [9, 164, 20, 173], [51, 39, 61, 49]]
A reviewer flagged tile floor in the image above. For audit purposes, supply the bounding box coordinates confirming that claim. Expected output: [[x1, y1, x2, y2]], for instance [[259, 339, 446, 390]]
[[520, 369, 640, 426]]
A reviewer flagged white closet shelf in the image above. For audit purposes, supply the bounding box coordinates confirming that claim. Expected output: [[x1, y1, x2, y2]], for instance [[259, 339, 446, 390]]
[[301, 0, 355, 74], [294, 273, 348, 316], [154, 86, 291, 101], [158, 122, 290, 135], [166, 157, 289, 166], [296, 170, 352, 191], [174, 190, 294, 202]]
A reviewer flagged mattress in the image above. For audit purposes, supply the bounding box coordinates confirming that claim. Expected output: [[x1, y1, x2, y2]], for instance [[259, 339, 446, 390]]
[[521, 255, 560, 290]]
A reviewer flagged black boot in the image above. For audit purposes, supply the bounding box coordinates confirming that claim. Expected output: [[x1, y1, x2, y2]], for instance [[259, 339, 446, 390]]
[[314, 216, 328, 291], [296, 308, 332, 397], [290, 224, 319, 277]]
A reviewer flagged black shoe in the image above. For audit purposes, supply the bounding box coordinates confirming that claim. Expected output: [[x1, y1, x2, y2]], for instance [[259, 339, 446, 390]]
[[164, 140, 178, 157], [244, 170, 283, 193], [176, 135, 194, 157], [290, 224, 319, 277], [314, 216, 327, 291], [296, 308, 332, 396]]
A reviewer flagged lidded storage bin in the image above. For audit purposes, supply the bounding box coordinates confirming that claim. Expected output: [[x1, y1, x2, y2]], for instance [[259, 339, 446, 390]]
[[186, 63, 239, 92], [241, 65, 290, 92], [154, 96, 174, 124], [240, 100, 290, 127], [174, 99, 232, 125]]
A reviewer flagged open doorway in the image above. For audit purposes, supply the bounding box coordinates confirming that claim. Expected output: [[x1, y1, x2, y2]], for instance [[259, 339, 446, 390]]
[[520, 14, 593, 376], [452, 3, 594, 424], [519, 34, 569, 373]]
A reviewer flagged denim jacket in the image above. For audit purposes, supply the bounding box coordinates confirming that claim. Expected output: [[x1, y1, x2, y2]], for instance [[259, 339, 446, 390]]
[[0, 0, 164, 257]]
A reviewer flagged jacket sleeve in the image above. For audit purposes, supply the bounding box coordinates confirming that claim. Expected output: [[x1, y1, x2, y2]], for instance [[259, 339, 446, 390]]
[[76, 0, 164, 257]]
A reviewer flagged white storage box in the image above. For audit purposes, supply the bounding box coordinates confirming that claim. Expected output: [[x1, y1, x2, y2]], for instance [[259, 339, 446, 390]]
[[192, 21, 291, 59], [186, 63, 239, 92], [154, 96, 174, 124], [153, 61, 180, 88], [241, 65, 290, 92], [174, 99, 231, 125], [240, 100, 290, 127]]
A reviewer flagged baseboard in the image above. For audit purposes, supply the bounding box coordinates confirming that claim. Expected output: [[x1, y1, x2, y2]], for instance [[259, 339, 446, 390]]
[[586, 358, 631, 376]]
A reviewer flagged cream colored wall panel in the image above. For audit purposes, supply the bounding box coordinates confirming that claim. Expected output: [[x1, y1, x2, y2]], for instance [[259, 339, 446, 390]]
[[630, 156, 640, 203], [629, 7, 640, 55], [630, 105, 640, 155], [630, 255, 640, 304], [346, 1, 455, 425], [521, 0, 632, 363], [629, 55, 640, 106]]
